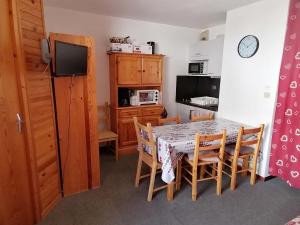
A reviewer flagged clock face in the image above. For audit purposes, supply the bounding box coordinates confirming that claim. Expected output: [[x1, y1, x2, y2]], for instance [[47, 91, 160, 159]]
[[238, 35, 259, 58]]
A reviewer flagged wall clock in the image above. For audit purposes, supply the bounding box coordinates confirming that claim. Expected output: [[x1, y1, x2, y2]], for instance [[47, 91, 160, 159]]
[[238, 35, 259, 58]]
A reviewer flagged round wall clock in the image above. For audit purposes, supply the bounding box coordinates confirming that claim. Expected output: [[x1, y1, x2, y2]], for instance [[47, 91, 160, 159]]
[[238, 35, 259, 58]]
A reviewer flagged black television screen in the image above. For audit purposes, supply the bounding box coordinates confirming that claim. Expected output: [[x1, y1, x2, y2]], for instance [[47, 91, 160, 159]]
[[55, 41, 88, 76]]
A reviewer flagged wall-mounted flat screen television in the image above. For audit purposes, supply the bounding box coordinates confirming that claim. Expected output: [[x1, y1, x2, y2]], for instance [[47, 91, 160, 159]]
[[54, 41, 88, 76]]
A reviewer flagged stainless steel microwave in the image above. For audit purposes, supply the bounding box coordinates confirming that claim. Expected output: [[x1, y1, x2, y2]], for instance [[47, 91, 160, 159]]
[[188, 60, 208, 75]]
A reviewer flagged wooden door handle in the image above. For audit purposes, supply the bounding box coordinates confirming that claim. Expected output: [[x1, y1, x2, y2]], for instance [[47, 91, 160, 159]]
[[142, 70, 146, 72]]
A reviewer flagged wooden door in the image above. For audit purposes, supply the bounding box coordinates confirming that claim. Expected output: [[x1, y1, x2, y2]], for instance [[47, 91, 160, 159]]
[[54, 77, 89, 196], [142, 57, 162, 85], [0, 1, 34, 224], [118, 118, 139, 146], [116, 56, 142, 85]]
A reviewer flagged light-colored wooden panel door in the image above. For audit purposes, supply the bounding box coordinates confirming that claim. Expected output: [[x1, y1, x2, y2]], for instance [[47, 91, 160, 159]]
[[116, 56, 142, 85], [54, 77, 89, 196], [142, 57, 162, 85], [0, 1, 34, 224], [118, 118, 139, 146]]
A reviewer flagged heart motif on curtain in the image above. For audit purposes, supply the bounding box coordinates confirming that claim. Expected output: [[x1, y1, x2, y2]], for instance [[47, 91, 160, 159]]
[[281, 135, 288, 142], [280, 92, 287, 97], [285, 46, 292, 51], [285, 108, 293, 116], [291, 155, 298, 163], [285, 63, 292, 69], [276, 160, 284, 166], [295, 52, 300, 59], [296, 145, 300, 152], [295, 129, 300, 136], [291, 171, 299, 178], [290, 81, 298, 88], [290, 33, 297, 40]]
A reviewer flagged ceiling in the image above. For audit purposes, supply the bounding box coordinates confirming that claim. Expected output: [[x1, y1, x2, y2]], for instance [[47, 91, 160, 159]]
[[44, 0, 262, 29]]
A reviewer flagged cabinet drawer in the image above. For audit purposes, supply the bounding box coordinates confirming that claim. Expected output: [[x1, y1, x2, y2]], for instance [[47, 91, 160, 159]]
[[119, 108, 142, 118], [142, 107, 162, 116]]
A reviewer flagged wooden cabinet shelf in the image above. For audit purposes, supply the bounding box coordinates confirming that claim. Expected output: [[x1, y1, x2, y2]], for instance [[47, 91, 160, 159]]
[[108, 53, 164, 154]]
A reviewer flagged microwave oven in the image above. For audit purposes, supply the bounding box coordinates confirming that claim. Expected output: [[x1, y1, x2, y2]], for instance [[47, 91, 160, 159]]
[[188, 60, 208, 75], [130, 89, 160, 106]]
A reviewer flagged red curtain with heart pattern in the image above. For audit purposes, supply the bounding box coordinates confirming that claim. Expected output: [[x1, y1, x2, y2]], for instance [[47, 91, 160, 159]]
[[269, 0, 300, 188]]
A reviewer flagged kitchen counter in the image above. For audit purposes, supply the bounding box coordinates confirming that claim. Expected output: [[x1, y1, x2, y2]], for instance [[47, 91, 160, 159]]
[[176, 101, 218, 112]]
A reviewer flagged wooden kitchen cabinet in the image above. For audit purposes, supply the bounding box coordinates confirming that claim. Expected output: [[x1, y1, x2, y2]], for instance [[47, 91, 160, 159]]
[[118, 117, 140, 147], [116, 55, 142, 85], [108, 52, 164, 154], [142, 56, 162, 85], [112, 53, 163, 86]]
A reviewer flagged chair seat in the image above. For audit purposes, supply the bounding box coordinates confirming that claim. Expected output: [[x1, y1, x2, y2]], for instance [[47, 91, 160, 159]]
[[185, 150, 220, 164], [225, 145, 254, 156], [99, 130, 118, 142]]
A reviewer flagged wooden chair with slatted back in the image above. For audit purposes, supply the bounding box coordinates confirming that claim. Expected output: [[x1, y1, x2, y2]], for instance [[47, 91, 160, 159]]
[[223, 124, 264, 190], [133, 117, 172, 201], [98, 102, 119, 160], [178, 130, 227, 201], [158, 115, 181, 125], [191, 112, 214, 122]]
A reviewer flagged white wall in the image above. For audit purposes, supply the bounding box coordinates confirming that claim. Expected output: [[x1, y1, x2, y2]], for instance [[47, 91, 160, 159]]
[[218, 0, 289, 177], [204, 24, 226, 40], [44, 6, 202, 115]]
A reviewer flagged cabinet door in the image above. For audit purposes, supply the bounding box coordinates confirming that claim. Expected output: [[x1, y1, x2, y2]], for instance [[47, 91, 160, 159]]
[[142, 57, 162, 85], [118, 118, 139, 146], [117, 56, 142, 85]]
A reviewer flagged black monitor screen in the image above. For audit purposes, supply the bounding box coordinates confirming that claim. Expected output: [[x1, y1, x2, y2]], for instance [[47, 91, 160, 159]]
[[55, 41, 88, 76]]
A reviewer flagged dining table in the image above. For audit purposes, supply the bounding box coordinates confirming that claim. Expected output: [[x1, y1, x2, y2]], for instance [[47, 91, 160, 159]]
[[151, 118, 250, 200]]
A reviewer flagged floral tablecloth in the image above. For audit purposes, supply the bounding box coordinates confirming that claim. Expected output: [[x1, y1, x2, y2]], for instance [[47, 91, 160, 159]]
[[152, 118, 249, 184]]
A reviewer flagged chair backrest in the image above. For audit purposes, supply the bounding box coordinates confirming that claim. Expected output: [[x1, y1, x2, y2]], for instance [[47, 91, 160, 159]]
[[97, 102, 111, 131], [234, 124, 264, 157], [193, 130, 227, 166], [133, 117, 157, 162], [158, 115, 181, 126], [191, 112, 214, 122]]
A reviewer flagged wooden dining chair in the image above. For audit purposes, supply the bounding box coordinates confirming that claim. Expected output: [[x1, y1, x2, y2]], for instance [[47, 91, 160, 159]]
[[178, 130, 227, 201], [98, 102, 119, 160], [191, 112, 214, 122], [158, 115, 181, 125], [223, 124, 264, 190], [133, 117, 172, 202]]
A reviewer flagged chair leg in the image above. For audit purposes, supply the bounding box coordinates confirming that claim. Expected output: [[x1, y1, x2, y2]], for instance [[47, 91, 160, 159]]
[[115, 139, 119, 161], [200, 165, 207, 179], [147, 163, 157, 202], [241, 157, 249, 177], [176, 160, 182, 191], [230, 158, 238, 191], [212, 163, 217, 178], [167, 182, 174, 201], [192, 167, 197, 201], [250, 157, 258, 186], [135, 152, 143, 187], [216, 161, 223, 196]]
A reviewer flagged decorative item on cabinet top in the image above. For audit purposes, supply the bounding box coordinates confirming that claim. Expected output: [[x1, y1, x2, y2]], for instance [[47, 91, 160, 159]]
[[108, 36, 156, 54]]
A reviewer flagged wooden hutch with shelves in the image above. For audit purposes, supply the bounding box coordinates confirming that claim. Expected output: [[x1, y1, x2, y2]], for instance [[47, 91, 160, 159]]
[[108, 52, 164, 154]]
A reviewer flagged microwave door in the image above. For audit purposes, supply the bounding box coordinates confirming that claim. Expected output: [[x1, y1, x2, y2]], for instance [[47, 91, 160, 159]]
[[189, 63, 200, 74]]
